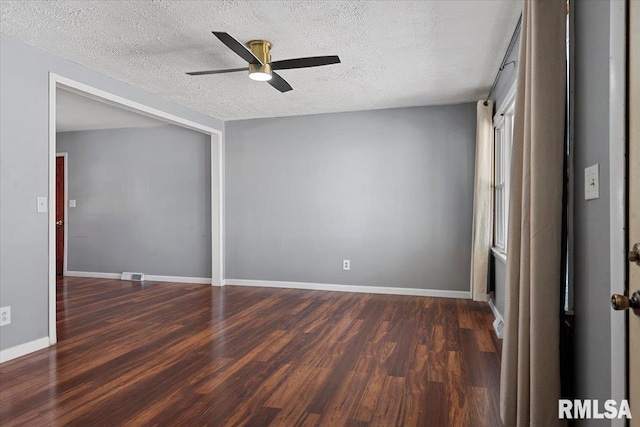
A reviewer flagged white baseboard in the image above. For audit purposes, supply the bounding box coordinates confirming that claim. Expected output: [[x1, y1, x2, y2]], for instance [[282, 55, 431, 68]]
[[65, 271, 212, 285], [144, 275, 212, 285], [0, 337, 51, 363], [488, 298, 504, 339], [224, 279, 470, 299], [488, 298, 501, 318], [65, 271, 121, 279]]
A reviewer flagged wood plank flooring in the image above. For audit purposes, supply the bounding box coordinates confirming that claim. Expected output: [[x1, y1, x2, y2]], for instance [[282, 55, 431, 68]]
[[0, 277, 503, 426]]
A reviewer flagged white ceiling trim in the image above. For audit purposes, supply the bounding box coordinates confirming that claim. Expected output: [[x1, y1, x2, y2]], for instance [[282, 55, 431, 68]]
[[56, 88, 166, 132]]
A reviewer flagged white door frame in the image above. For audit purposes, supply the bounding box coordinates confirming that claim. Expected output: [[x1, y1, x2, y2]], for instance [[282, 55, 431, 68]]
[[55, 152, 69, 277], [609, 1, 627, 424], [47, 73, 225, 345]]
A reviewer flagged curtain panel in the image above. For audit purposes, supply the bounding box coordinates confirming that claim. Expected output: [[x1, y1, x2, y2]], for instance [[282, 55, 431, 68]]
[[499, 0, 567, 425], [470, 100, 494, 302]]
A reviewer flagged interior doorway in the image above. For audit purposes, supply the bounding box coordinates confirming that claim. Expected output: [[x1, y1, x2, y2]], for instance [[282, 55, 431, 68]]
[[47, 74, 224, 345]]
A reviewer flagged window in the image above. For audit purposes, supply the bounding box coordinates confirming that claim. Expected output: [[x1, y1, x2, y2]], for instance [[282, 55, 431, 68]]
[[493, 92, 515, 254]]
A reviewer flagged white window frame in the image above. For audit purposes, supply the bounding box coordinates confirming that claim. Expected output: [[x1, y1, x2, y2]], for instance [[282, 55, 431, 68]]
[[492, 84, 516, 256]]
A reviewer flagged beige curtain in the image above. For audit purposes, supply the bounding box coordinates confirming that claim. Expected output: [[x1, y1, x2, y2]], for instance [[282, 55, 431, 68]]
[[470, 100, 494, 302], [499, 0, 566, 426]]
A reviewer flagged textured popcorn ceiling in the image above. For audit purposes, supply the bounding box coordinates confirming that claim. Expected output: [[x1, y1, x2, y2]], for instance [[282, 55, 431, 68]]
[[1, 1, 521, 121]]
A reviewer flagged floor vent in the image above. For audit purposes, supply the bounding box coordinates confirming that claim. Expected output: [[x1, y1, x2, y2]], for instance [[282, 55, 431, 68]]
[[121, 272, 145, 281], [493, 317, 505, 339]]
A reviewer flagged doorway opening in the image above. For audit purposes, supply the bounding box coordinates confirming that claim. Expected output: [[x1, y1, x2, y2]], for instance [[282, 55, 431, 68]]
[[47, 73, 224, 344]]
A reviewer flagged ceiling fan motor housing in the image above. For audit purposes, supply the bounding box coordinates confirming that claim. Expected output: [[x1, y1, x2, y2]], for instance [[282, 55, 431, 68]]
[[248, 40, 272, 77]]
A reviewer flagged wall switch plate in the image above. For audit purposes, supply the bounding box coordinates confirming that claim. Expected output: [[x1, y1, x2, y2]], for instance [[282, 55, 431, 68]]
[[69, 199, 76, 208], [37, 197, 48, 213], [585, 164, 600, 200], [343, 260, 350, 271], [0, 306, 11, 326]]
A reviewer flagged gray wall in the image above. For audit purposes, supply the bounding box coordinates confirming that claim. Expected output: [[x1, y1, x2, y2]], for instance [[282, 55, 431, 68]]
[[225, 105, 476, 291], [572, 0, 612, 414], [57, 126, 211, 278], [0, 34, 223, 351], [488, 22, 521, 317]]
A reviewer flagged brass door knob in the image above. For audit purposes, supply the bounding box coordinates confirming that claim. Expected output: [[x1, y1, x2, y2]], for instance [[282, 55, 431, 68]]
[[611, 290, 640, 316], [56, 220, 64, 226], [630, 243, 640, 265]]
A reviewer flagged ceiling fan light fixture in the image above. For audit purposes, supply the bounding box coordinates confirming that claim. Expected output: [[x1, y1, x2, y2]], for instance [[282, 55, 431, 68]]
[[248, 63, 273, 81], [186, 33, 339, 93], [248, 40, 273, 81]]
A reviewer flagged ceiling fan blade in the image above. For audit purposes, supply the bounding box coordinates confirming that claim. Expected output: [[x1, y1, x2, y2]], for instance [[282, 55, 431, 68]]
[[267, 72, 293, 92], [186, 68, 246, 76], [270, 55, 341, 70], [212, 31, 262, 65]]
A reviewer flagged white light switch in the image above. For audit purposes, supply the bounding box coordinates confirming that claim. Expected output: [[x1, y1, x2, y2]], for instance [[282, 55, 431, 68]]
[[37, 197, 48, 213], [69, 200, 76, 208], [585, 164, 599, 200]]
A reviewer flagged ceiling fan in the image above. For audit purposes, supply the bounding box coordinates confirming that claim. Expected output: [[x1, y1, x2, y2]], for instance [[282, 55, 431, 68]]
[[186, 32, 341, 93]]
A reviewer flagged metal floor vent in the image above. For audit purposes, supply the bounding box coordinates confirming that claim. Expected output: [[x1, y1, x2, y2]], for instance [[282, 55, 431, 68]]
[[121, 272, 145, 281], [493, 317, 505, 339]]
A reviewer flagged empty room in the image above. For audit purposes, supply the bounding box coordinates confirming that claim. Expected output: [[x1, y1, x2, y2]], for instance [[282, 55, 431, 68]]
[[0, 1, 638, 426]]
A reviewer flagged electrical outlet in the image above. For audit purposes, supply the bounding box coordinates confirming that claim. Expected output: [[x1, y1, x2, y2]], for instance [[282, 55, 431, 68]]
[[0, 306, 11, 326], [342, 260, 350, 271]]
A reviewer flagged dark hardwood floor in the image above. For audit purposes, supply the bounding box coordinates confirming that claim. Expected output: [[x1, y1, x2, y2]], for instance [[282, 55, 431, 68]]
[[0, 277, 502, 426]]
